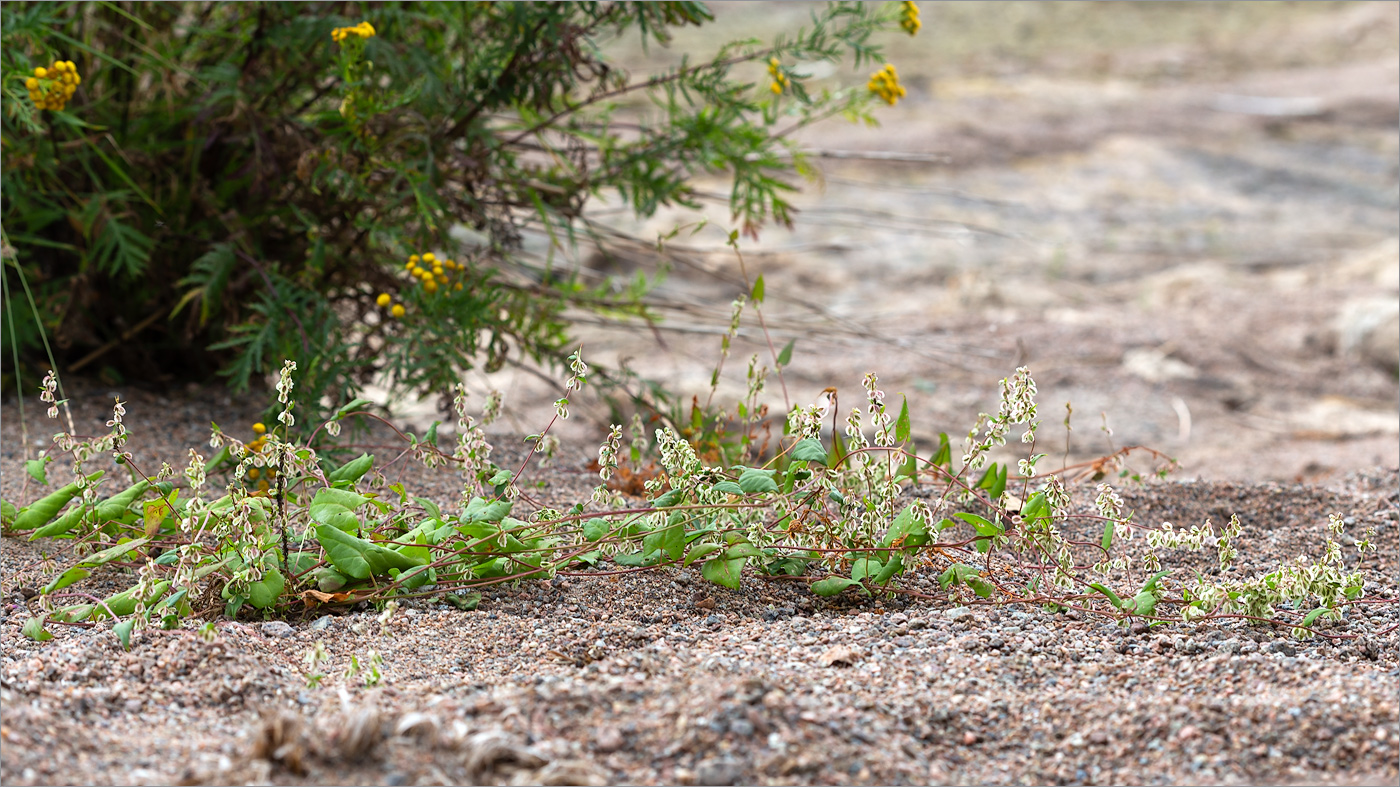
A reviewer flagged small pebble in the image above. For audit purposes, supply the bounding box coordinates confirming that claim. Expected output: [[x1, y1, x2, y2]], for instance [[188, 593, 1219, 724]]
[[260, 621, 294, 638]]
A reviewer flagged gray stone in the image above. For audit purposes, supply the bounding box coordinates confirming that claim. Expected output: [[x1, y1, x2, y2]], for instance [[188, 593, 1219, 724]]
[[696, 758, 743, 786], [260, 621, 294, 638], [309, 615, 336, 630], [1268, 641, 1297, 657]]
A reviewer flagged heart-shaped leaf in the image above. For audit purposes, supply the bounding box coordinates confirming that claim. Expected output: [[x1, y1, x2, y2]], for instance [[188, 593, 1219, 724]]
[[310, 488, 370, 531]]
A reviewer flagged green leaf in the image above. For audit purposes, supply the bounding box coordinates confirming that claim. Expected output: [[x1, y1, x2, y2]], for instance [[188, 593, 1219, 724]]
[[12, 471, 104, 531], [650, 488, 684, 508], [29, 504, 87, 540], [462, 496, 512, 523], [723, 541, 764, 560], [614, 551, 661, 567], [327, 453, 374, 485], [390, 565, 434, 591], [642, 524, 685, 563], [315, 524, 424, 580], [965, 576, 994, 598], [737, 469, 778, 494], [90, 580, 171, 620], [751, 274, 765, 303], [701, 556, 746, 590], [932, 433, 952, 470], [96, 480, 150, 521], [938, 563, 981, 592], [777, 338, 795, 367], [953, 512, 1003, 553], [144, 489, 179, 537], [895, 396, 911, 443], [874, 554, 904, 585], [42, 567, 91, 595], [712, 481, 744, 495], [315, 566, 349, 592], [850, 557, 882, 583], [246, 566, 285, 609], [80, 538, 151, 569], [683, 542, 724, 567], [1, 499, 16, 528], [445, 592, 481, 611], [763, 556, 810, 576], [811, 576, 866, 597], [412, 496, 442, 522], [309, 487, 371, 531], [881, 505, 929, 549], [1089, 582, 1126, 610], [790, 438, 827, 464], [25, 457, 50, 486], [569, 550, 603, 568], [21, 617, 54, 642], [113, 618, 136, 651], [1100, 520, 1115, 553], [583, 518, 610, 542], [975, 463, 1008, 499], [1300, 607, 1329, 629], [334, 398, 374, 419]]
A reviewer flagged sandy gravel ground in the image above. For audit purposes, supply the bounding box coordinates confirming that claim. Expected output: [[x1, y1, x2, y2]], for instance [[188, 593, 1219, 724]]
[[1, 386, 1395, 787]]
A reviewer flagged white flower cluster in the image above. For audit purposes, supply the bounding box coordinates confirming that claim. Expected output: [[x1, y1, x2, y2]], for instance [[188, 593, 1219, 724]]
[[863, 373, 895, 447], [963, 366, 1039, 470], [276, 360, 297, 427], [597, 424, 623, 482], [40, 370, 60, 420], [451, 383, 495, 504]]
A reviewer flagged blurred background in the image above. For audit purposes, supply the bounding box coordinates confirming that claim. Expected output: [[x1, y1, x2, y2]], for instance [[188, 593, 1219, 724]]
[[439, 0, 1398, 482], [6, 1, 1396, 484]]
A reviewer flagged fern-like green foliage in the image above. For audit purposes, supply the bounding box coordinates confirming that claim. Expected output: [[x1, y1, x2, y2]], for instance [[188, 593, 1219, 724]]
[[2, 1, 902, 424]]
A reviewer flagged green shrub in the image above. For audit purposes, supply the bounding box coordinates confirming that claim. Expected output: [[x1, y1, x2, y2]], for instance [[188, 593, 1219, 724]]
[[2, 1, 912, 423]]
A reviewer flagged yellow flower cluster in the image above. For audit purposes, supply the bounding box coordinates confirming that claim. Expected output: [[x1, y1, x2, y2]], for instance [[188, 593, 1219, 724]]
[[375, 291, 406, 319], [26, 60, 81, 112], [767, 58, 790, 95], [404, 252, 464, 297], [331, 21, 376, 43], [245, 423, 279, 493], [900, 1, 921, 36], [868, 63, 906, 106]]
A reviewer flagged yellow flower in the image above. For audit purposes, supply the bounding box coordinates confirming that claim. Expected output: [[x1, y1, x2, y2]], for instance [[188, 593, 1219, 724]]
[[443, 259, 456, 270], [422, 252, 436, 263], [391, 304, 405, 318], [900, 2, 921, 36], [376, 293, 391, 307], [247, 467, 261, 480], [34, 67, 47, 78], [423, 279, 438, 294], [252, 422, 267, 434], [409, 254, 420, 265], [868, 63, 906, 106], [454, 282, 464, 291], [432, 265, 444, 276], [25, 77, 37, 90]]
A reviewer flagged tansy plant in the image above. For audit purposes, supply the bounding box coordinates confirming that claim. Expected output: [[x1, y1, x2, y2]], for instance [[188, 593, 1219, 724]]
[[4, 291, 1390, 650], [3, 1, 922, 430]]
